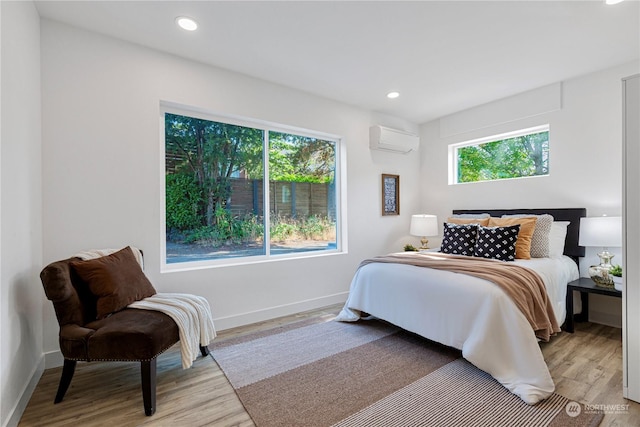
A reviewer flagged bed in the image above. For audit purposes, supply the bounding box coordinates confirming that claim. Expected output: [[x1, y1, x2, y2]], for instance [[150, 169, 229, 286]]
[[336, 208, 585, 405]]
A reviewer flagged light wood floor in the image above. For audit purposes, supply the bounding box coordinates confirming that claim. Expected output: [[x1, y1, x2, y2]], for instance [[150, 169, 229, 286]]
[[18, 304, 640, 427]]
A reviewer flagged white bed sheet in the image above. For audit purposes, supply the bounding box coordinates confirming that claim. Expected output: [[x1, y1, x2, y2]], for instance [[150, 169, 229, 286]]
[[513, 256, 579, 325], [335, 255, 579, 405]]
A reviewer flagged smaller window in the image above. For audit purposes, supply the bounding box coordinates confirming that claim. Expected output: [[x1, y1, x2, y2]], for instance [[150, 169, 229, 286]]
[[449, 125, 549, 185]]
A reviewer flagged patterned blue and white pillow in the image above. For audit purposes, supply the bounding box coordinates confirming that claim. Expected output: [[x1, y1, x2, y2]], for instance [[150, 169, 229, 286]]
[[440, 223, 478, 256], [473, 225, 520, 261]]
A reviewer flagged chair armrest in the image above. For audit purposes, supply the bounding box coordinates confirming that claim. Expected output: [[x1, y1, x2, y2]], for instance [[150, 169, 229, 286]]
[[60, 324, 95, 340], [59, 324, 95, 360]]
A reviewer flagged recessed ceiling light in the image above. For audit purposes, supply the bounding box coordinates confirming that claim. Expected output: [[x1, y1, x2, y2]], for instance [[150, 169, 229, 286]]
[[176, 16, 198, 31], [387, 92, 400, 99], [605, 0, 624, 4]]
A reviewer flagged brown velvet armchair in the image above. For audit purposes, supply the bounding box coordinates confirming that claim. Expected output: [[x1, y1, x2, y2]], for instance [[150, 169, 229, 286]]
[[40, 253, 210, 416]]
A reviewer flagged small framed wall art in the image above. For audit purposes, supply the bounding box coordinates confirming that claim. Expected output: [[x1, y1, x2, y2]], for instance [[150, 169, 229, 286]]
[[381, 174, 400, 216]]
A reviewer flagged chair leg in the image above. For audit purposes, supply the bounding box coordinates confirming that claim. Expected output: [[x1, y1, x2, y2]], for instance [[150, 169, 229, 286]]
[[54, 359, 77, 404], [200, 345, 210, 357], [141, 359, 157, 416]]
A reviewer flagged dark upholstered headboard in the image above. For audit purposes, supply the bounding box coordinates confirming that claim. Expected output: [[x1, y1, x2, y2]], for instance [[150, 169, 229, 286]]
[[452, 208, 587, 260]]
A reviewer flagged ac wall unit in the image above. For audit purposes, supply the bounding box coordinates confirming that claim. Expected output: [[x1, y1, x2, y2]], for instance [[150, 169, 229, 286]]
[[369, 125, 419, 153]]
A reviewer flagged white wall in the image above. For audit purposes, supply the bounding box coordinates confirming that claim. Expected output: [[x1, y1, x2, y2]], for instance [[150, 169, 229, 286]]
[[40, 20, 421, 363], [0, 2, 44, 426], [419, 60, 640, 328], [0, 8, 632, 424]]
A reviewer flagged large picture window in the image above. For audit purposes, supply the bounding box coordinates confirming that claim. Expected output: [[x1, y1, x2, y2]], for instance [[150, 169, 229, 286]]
[[449, 125, 549, 185], [162, 105, 341, 269]]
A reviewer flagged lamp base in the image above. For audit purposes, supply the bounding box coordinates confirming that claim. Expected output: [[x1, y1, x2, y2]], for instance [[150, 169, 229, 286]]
[[419, 237, 429, 250], [588, 250, 615, 288]]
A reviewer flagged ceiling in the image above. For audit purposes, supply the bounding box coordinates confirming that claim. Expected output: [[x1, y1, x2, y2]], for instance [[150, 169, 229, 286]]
[[35, 1, 640, 124]]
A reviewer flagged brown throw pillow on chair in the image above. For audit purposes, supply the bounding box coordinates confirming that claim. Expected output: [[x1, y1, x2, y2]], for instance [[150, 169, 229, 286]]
[[71, 246, 156, 319]]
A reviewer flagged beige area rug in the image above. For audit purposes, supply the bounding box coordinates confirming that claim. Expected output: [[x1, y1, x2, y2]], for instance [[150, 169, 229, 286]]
[[212, 317, 603, 427]]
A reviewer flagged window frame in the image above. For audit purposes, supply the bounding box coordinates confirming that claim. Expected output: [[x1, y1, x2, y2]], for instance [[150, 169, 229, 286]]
[[160, 101, 346, 272], [448, 124, 550, 185]]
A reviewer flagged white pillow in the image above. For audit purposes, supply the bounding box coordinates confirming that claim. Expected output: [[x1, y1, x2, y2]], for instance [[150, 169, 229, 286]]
[[451, 213, 490, 219], [549, 221, 570, 258]]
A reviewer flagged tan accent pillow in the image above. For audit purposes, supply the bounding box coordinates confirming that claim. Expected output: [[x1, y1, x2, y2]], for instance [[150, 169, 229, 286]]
[[446, 217, 490, 226], [71, 246, 156, 319], [488, 217, 538, 259]]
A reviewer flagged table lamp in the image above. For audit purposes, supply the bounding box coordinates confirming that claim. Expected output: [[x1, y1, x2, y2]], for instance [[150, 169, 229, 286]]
[[410, 214, 438, 250], [578, 216, 622, 288]]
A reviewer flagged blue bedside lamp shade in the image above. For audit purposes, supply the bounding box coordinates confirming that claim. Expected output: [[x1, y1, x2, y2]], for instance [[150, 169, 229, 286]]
[[410, 214, 438, 249]]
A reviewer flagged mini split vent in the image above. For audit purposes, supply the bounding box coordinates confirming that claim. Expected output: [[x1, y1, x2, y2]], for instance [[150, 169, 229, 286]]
[[369, 125, 420, 154]]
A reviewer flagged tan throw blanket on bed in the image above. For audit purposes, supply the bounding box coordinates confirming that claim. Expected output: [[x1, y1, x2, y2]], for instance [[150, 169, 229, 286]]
[[360, 252, 560, 341]]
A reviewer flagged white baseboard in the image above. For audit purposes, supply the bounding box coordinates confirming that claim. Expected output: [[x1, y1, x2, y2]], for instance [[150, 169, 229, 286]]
[[3, 356, 45, 427], [43, 292, 349, 369], [213, 292, 349, 331], [44, 349, 64, 369]]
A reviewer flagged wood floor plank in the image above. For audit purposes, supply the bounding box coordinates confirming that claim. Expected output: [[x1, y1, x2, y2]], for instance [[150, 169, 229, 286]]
[[540, 320, 640, 426], [17, 304, 640, 426]]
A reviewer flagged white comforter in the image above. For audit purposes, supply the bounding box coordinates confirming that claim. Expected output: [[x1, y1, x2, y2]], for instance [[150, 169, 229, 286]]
[[335, 255, 578, 405]]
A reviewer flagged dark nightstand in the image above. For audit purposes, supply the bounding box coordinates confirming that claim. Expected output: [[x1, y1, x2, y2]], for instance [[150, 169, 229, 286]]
[[564, 277, 622, 333]]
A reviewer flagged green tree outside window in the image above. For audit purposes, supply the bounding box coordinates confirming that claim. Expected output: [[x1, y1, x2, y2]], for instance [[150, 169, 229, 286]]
[[164, 111, 338, 265], [456, 130, 549, 183]]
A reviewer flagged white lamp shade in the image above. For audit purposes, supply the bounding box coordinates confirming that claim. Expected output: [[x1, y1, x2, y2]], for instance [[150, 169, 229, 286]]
[[410, 214, 438, 237], [578, 216, 622, 247]]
